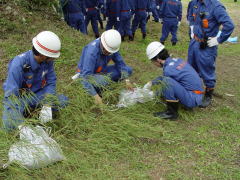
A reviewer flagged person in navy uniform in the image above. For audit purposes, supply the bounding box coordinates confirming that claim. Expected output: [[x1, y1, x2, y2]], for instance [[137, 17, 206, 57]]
[[105, 0, 121, 31], [188, 0, 234, 107], [73, 30, 133, 104], [60, 0, 87, 34], [159, 0, 182, 45], [145, 42, 204, 120], [131, 0, 151, 40], [2, 31, 68, 131]]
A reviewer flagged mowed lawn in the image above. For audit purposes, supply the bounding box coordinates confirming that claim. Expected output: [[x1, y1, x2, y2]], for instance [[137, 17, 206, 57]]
[[0, 0, 240, 179]]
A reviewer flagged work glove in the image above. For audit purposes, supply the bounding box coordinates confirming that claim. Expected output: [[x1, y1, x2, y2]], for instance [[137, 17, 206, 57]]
[[143, 81, 152, 90], [94, 94, 103, 105], [190, 25, 194, 39], [207, 37, 219, 47], [178, 21, 181, 27], [71, 73, 80, 80], [156, 5, 160, 10], [39, 106, 52, 123], [116, 17, 120, 21]]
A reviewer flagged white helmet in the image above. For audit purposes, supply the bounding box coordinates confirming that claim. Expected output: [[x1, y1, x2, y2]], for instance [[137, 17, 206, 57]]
[[146, 41, 165, 60], [101, 29, 121, 54], [32, 31, 61, 58]]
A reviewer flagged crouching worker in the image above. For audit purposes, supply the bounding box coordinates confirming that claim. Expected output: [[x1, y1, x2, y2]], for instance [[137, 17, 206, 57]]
[[2, 31, 68, 131], [145, 42, 203, 120], [73, 29, 133, 104]]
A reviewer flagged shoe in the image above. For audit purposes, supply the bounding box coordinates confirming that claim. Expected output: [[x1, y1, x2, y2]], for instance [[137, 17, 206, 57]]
[[199, 88, 214, 108], [121, 36, 125, 41], [154, 102, 178, 120], [95, 34, 100, 38], [172, 42, 177, 46], [160, 41, 165, 45]]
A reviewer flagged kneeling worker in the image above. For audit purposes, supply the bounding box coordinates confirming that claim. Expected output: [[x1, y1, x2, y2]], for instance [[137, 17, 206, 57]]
[[74, 29, 133, 104], [145, 41, 203, 120], [2, 31, 68, 131]]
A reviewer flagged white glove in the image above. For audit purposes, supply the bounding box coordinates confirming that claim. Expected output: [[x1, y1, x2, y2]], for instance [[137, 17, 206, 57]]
[[106, 17, 109, 21], [159, 18, 163, 23], [178, 21, 181, 27], [71, 73, 80, 80], [117, 17, 120, 21], [39, 106, 52, 123], [148, 12, 152, 16], [143, 81, 152, 90], [156, 6, 160, 10], [190, 25, 194, 39], [207, 37, 219, 47]]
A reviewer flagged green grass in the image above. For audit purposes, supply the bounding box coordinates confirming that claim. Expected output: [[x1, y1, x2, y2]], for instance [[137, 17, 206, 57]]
[[0, 0, 240, 179]]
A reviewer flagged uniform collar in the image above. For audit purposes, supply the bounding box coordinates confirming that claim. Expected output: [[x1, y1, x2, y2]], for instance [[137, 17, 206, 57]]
[[29, 50, 41, 71], [163, 57, 172, 68]]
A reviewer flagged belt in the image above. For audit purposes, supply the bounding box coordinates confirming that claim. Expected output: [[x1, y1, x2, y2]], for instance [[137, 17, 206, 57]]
[[136, 9, 146, 11], [192, 90, 204, 95], [121, 10, 130, 12], [87, 7, 96, 11], [194, 35, 204, 42]]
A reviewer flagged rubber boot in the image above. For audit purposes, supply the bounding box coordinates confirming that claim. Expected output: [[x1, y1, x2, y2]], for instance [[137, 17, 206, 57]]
[[154, 102, 179, 120], [199, 88, 214, 108], [142, 33, 146, 40]]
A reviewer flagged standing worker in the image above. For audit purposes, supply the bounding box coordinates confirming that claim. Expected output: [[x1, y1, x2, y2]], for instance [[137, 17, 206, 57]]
[[188, 0, 234, 107], [84, 0, 103, 38], [149, 0, 160, 22], [73, 30, 133, 104], [2, 31, 68, 131], [118, 0, 134, 41], [145, 42, 204, 120], [60, 0, 87, 34], [131, 0, 152, 40], [159, 0, 182, 46], [105, 0, 121, 30]]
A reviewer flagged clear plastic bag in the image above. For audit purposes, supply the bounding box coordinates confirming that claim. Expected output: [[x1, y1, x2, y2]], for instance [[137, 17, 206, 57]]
[[117, 86, 154, 108], [4, 126, 65, 169]]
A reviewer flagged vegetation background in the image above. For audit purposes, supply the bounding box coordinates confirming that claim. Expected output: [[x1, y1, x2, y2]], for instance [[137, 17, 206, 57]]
[[0, 0, 239, 179]]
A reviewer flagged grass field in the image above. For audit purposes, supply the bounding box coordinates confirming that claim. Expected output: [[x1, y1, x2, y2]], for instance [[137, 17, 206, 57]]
[[0, 0, 240, 179]]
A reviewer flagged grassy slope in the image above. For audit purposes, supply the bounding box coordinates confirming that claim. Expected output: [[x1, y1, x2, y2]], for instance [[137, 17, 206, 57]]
[[0, 0, 240, 179]]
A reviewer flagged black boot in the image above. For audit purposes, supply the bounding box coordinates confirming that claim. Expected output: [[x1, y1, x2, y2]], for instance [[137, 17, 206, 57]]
[[129, 35, 133, 41], [154, 102, 179, 120], [172, 42, 177, 46], [199, 88, 214, 108], [160, 41, 165, 45], [121, 36, 125, 41], [142, 33, 146, 39]]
